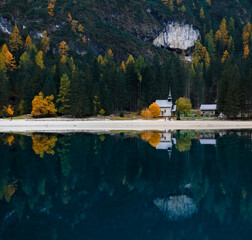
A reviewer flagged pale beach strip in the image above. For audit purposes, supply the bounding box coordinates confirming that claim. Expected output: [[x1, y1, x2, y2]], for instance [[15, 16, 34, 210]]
[[0, 119, 252, 133]]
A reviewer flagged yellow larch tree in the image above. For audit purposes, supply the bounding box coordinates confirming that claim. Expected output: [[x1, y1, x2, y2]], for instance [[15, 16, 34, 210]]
[[126, 55, 135, 65], [67, 12, 72, 22], [200, 7, 205, 20], [107, 49, 113, 58], [9, 24, 23, 51], [243, 45, 249, 59], [215, 18, 229, 44], [168, 0, 174, 12], [82, 36, 87, 44], [41, 30, 50, 53], [206, 0, 211, 5], [24, 35, 32, 49], [121, 61, 126, 72], [221, 50, 229, 63], [242, 22, 251, 59], [48, 0, 56, 17], [78, 24, 84, 33], [35, 50, 44, 69], [71, 20, 78, 32], [0, 44, 17, 71], [59, 41, 69, 57]]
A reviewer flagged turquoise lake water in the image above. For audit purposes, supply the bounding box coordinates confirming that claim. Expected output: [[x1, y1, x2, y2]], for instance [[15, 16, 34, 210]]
[[0, 130, 252, 240]]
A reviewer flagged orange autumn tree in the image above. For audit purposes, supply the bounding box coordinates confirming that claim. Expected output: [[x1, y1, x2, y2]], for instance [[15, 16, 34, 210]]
[[6, 135, 15, 146], [215, 18, 229, 45], [59, 41, 69, 57], [0, 44, 17, 71], [7, 105, 14, 117], [24, 35, 32, 49], [242, 22, 251, 59], [41, 30, 50, 53], [48, 0, 56, 17], [141, 109, 151, 118], [149, 102, 161, 118], [221, 50, 229, 63], [141, 132, 152, 142], [0, 179, 18, 203], [31, 92, 57, 118], [32, 134, 58, 158], [148, 132, 161, 147]]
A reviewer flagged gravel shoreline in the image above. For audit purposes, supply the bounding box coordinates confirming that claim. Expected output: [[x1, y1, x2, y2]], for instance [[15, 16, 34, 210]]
[[0, 119, 252, 133]]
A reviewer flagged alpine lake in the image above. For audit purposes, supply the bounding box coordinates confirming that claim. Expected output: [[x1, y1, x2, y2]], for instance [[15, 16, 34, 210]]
[[0, 130, 252, 240]]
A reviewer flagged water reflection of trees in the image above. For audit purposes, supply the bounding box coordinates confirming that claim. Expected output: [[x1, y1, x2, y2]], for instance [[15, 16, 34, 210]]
[[32, 134, 58, 158], [0, 132, 252, 238]]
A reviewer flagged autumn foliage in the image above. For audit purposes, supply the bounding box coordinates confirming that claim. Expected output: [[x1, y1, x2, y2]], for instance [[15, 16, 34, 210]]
[[141, 132, 161, 148], [31, 92, 57, 118], [148, 132, 161, 147], [149, 103, 161, 118], [32, 134, 58, 158], [0, 44, 17, 71], [48, 0, 56, 17], [9, 24, 23, 51], [141, 132, 152, 142], [141, 109, 151, 118], [7, 105, 14, 116], [59, 41, 69, 57]]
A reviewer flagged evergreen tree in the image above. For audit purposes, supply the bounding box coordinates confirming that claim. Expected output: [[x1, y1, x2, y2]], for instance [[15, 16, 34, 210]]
[[57, 74, 71, 115]]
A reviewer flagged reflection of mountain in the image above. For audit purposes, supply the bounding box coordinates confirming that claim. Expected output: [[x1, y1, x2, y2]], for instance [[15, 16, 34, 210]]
[[154, 195, 198, 221]]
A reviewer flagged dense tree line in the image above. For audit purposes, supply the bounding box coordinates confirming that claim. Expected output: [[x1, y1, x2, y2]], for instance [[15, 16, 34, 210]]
[[0, 19, 251, 118]]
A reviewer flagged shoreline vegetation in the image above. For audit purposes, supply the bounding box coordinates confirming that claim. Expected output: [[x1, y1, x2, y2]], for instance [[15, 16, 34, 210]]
[[0, 118, 252, 133]]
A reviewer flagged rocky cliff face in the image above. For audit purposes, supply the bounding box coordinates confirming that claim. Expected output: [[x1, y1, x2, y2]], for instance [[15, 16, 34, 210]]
[[153, 22, 200, 55], [0, 17, 12, 35]]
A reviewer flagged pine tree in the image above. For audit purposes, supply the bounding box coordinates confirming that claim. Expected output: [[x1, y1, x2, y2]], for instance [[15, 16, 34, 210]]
[[42, 70, 57, 97], [9, 24, 23, 51], [192, 40, 203, 64], [57, 74, 71, 115], [70, 71, 90, 117], [224, 66, 243, 118]]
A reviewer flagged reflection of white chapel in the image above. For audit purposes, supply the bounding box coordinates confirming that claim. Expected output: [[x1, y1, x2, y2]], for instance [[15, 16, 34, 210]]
[[156, 132, 176, 158]]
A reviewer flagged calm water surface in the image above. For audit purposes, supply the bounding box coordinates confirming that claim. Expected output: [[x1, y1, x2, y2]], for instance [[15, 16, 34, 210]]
[[0, 130, 252, 240]]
